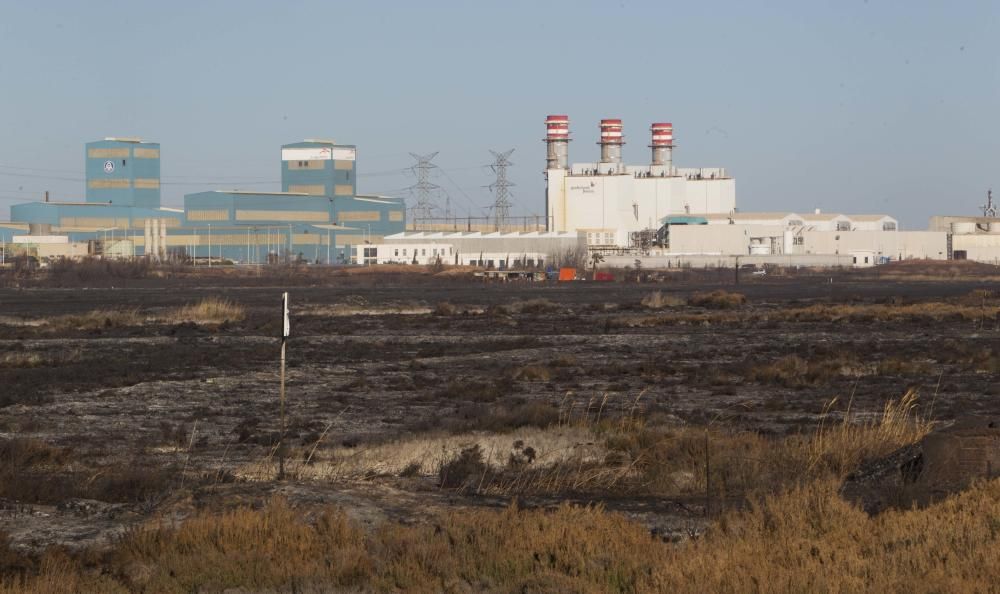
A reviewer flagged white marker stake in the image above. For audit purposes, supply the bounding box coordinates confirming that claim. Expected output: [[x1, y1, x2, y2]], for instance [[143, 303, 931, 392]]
[[279, 292, 290, 479]]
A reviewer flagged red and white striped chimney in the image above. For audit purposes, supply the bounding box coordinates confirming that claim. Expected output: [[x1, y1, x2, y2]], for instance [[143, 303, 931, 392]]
[[650, 122, 673, 171], [598, 119, 624, 165], [544, 115, 570, 170]]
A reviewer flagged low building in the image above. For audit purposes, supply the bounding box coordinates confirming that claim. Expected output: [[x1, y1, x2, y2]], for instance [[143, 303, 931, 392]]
[[377, 231, 586, 268]]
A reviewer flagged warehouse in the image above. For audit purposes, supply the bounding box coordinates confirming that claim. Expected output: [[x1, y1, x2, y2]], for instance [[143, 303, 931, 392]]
[[372, 231, 586, 268]]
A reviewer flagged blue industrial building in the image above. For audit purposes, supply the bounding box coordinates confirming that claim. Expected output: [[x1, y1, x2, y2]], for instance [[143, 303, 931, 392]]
[[85, 137, 161, 208], [5, 137, 406, 263]]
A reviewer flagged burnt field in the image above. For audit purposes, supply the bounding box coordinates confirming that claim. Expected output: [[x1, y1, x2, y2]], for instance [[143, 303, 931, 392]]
[[1, 268, 999, 591]]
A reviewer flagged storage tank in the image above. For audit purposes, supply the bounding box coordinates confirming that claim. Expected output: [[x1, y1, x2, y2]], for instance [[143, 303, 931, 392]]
[[750, 243, 771, 255], [951, 222, 977, 234], [987, 221, 1000, 233]]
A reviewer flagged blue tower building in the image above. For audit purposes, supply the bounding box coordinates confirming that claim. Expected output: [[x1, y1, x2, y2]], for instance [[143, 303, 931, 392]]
[[280, 140, 356, 197], [85, 137, 160, 208]]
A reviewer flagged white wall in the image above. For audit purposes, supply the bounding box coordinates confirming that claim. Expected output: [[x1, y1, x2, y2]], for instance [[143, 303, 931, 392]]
[[801, 231, 947, 260], [952, 233, 1000, 263], [546, 168, 736, 244]]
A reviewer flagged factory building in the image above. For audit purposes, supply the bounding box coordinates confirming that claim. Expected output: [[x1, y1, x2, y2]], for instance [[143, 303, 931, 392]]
[[281, 140, 357, 197], [544, 116, 736, 247], [85, 138, 161, 208], [6, 137, 406, 263], [365, 231, 586, 268]]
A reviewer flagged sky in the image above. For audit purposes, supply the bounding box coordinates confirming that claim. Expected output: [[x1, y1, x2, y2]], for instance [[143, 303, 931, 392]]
[[0, 0, 997, 229]]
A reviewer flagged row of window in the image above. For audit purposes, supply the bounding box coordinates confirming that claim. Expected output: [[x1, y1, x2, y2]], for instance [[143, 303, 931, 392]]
[[392, 247, 453, 257], [586, 232, 615, 245]]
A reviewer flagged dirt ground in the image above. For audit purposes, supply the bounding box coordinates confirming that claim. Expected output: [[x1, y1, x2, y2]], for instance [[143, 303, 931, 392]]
[[0, 267, 998, 554]]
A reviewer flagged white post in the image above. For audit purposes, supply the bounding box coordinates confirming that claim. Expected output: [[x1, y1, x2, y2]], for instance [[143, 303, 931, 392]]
[[278, 292, 290, 479], [208, 224, 212, 268]]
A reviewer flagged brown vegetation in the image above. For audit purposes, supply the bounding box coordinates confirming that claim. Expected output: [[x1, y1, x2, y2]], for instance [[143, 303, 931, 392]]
[[4, 475, 1000, 593], [687, 290, 747, 309], [165, 297, 245, 324]]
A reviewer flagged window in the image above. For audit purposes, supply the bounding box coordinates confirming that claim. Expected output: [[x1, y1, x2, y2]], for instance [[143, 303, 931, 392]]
[[122, 159, 127, 166], [853, 256, 857, 264], [865, 256, 870, 264], [402, 249, 407, 256], [788, 220, 803, 227], [793, 236, 804, 245], [883, 222, 896, 231], [421, 249, 426, 256], [394, 249, 399, 257], [837, 221, 851, 231]]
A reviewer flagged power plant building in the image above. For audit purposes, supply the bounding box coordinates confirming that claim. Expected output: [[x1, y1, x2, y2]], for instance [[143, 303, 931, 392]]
[[544, 116, 736, 248]]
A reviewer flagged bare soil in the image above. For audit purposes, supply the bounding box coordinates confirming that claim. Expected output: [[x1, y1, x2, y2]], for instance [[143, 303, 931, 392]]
[[0, 269, 998, 553]]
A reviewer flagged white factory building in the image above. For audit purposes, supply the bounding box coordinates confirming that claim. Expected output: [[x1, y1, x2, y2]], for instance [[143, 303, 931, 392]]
[[543, 116, 735, 248], [354, 231, 585, 268]]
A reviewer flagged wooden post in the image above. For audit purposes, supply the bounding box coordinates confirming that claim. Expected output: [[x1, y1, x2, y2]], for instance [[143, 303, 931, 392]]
[[704, 430, 711, 518], [278, 292, 290, 479]]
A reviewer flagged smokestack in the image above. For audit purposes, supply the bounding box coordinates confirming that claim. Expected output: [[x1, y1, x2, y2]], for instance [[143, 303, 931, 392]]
[[650, 123, 673, 171], [544, 115, 570, 170], [598, 119, 624, 168]]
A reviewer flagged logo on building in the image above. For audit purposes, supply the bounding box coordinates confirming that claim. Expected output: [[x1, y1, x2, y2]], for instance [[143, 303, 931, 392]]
[[104, 160, 115, 174]]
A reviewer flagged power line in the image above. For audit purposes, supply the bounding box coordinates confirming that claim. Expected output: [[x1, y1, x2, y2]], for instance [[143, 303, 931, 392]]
[[406, 152, 441, 221], [488, 149, 515, 231]]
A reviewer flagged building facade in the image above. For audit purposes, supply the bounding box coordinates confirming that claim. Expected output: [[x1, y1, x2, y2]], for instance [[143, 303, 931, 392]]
[[85, 138, 161, 208]]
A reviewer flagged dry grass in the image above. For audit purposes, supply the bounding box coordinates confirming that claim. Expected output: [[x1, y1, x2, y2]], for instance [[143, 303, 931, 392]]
[[747, 353, 867, 387], [165, 297, 245, 324], [688, 290, 747, 309], [237, 425, 603, 483], [42, 309, 143, 331], [640, 291, 684, 309], [0, 350, 82, 369], [615, 299, 1000, 328], [5, 477, 1000, 593]]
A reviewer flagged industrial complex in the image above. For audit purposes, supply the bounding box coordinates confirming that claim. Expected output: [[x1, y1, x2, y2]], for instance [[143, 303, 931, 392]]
[[2, 116, 999, 269], [0, 138, 405, 264]]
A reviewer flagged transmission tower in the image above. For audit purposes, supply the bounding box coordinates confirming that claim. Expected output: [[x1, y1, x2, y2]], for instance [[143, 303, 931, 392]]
[[488, 149, 515, 231], [407, 152, 441, 224]]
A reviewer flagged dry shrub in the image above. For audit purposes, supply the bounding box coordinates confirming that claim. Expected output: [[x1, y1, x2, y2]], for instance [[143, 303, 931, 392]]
[[166, 297, 245, 324], [784, 302, 997, 323], [641, 291, 684, 309], [432, 301, 457, 316], [0, 353, 45, 369], [44, 309, 143, 331], [688, 290, 746, 309], [517, 298, 560, 314], [876, 357, 934, 376], [438, 444, 488, 489], [747, 353, 865, 387], [510, 364, 552, 382], [0, 350, 81, 369]]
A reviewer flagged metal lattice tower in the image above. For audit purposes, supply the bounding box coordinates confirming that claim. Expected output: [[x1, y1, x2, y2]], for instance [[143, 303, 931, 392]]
[[488, 149, 515, 231], [407, 152, 441, 223], [982, 189, 997, 218]]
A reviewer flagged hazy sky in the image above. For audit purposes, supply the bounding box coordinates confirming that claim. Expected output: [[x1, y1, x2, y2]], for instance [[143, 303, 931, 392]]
[[0, 0, 996, 228]]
